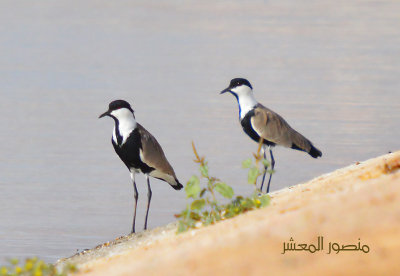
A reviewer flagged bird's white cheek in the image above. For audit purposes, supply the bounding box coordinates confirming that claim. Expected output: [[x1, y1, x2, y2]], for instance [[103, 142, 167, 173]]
[[231, 85, 251, 96]]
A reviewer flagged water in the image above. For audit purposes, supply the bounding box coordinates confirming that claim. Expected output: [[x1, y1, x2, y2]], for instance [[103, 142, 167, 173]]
[[0, 0, 399, 264]]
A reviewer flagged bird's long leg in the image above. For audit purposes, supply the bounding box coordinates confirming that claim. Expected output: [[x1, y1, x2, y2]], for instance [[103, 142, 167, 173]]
[[144, 175, 152, 230], [266, 146, 275, 194], [259, 145, 269, 193], [130, 172, 138, 234]]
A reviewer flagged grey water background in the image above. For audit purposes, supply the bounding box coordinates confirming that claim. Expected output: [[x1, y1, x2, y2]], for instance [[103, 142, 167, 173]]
[[0, 0, 399, 264]]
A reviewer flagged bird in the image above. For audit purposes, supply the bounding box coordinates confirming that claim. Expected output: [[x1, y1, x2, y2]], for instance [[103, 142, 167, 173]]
[[220, 78, 322, 193], [99, 99, 183, 234]]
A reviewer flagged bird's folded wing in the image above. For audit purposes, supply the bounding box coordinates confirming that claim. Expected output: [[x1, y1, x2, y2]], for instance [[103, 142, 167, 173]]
[[137, 124, 176, 176], [251, 104, 312, 151]]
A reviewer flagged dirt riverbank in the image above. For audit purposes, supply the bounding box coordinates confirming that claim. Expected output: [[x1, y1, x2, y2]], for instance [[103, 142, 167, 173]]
[[58, 150, 400, 275]]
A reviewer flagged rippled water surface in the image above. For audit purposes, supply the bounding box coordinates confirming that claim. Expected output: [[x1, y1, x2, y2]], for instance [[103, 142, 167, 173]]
[[0, 0, 399, 264]]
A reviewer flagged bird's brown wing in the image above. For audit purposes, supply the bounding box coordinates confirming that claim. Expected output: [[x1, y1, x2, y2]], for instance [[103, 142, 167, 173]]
[[251, 104, 313, 152], [137, 124, 176, 177]]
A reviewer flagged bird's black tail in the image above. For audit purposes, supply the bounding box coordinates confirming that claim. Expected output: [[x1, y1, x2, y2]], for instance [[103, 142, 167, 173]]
[[309, 145, 322, 158], [172, 179, 184, 190]]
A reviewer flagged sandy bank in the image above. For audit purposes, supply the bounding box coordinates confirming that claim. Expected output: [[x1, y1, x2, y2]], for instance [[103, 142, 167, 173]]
[[58, 150, 400, 275]]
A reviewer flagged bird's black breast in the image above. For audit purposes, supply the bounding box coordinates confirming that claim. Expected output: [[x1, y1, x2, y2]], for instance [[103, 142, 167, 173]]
[[240, 110, 275, 147], [112, 128, 154, 174]]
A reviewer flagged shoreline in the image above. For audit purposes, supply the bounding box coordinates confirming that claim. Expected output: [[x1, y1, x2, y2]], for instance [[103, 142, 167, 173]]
[[58, 150, 400, 275]]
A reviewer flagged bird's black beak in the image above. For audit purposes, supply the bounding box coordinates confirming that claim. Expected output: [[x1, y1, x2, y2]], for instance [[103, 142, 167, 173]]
[[220, 87, 232, 94], [99, 110, 110, 119]]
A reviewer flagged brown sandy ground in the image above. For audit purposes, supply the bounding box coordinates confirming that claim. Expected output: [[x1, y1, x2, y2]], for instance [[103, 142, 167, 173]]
[[58, 151, 400, 276]]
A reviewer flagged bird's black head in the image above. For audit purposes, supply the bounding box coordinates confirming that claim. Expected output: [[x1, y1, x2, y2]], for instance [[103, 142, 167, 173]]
[[108, 100, 133, 113], [220, 78, 253, 94], [99, 99, 134, 119]]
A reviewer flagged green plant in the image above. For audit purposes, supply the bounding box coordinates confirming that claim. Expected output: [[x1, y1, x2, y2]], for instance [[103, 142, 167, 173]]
[[0, 257, 77, 276], [175, 141, 270, 233], [242, 138, 274, 191]]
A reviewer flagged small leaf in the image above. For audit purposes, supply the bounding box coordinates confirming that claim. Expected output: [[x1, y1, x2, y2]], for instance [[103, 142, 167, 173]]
[[15, 266, 23, 274], [1, 267, 8, 275], [190, 211, 201, 220], [10, 258, 19, 266], [185, 175, 201, 198], [199, 188, 207, 198], [248, 167, 259, 184], [262, 159, 270, 168], [259, 194, 270, 207], [215, 182, 234, 199], [242, 158, 252, 168], [191, 199, 206, 210], [199, 163, 209, 177], [204, 216, 213, 225], [177, 220, 188, 233], [24, 259, 34, 271], [241, 198, 254, 209]]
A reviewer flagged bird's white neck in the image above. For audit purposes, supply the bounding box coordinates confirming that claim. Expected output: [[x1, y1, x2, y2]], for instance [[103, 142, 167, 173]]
[[111, 108, 137, 146], [236, 92, 258, 120]]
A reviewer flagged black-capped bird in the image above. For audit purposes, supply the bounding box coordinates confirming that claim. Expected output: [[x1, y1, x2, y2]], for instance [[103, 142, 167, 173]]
[[220, 78, 322, 193], [99, 100, 183, 233]]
